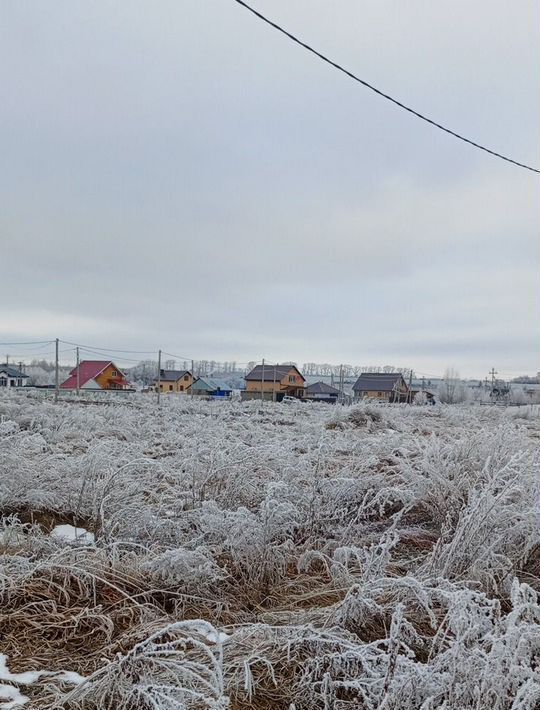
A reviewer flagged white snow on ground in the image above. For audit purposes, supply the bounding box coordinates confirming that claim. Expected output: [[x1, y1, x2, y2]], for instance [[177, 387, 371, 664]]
[[50, 524, 94, 543], [0, 655, 42, 685], [1, 391, 540, 708], [0, 684, 28, 709], [0, 654, 85, 708]]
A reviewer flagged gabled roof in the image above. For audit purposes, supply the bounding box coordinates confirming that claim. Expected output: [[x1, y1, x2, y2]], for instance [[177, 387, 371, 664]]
[[0, 364, 29, 378], [353, 373, 407, 392], [306, 381, 340, 395], [155, 369, 191, 383], [245, 364, 305, 383], [191, 377, 232, 391], [60, 361, 126, 389]]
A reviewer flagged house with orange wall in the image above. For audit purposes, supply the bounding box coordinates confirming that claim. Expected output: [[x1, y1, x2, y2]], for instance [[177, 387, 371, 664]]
[[60, 361, 130, 390]]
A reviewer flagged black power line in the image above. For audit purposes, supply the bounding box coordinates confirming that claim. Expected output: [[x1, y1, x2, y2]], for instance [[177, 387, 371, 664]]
[[232, 0, 539, 174]]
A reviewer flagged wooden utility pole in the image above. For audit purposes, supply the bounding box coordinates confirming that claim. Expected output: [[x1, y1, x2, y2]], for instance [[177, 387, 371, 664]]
[[157, 350, 162, 404], [54, 338, 59, 403], [260, 358, 265, 402], [76, 347, 80, 395], [191, 359, 195, 399], [408, 369, 413, 404]]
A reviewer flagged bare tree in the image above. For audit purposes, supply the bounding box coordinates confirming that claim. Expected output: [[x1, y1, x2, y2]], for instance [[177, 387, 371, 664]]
[[439, 368, 467, 404]]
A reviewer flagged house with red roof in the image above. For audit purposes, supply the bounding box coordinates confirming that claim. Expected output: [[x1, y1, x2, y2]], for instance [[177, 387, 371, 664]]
[[60, 361, 130, 390]]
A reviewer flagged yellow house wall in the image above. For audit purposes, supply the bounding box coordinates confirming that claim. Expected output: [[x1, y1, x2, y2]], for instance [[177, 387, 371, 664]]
[[358, 385, 408, 400], [246, 380, 283, 394], [159, 373, 193, 393], [246, 368, 305, 394], [95, 363, 127, 389], [279, 371, 305, 390], [360, 390, 392, 400]]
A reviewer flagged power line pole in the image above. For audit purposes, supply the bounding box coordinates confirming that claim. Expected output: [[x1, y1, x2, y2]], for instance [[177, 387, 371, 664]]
[[408, 369, 413, 404], [261, 358, 265, 402], [191, 359, 195, 399], [489, 367, 497, 398], [54, 338, 59, 403], [157, 350, 162, 405], [272, 364, 277, 402], [76, 347, 80, 395]]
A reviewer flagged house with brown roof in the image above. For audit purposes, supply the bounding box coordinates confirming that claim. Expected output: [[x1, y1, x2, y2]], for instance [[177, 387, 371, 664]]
[[154, 369, 193, 394], [60, 361, 130, 390], [243, 364, 306, 401], [352, 373, 409, 403]]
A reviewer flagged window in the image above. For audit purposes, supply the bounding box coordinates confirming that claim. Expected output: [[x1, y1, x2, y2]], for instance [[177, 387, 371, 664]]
[[111, 370, 118, 376], [169, 385, 173, 391], [0, 378, 6, 387], [184, 374, 189, 381], [289, 375, 296, 383], [180, 385, 184, 391]]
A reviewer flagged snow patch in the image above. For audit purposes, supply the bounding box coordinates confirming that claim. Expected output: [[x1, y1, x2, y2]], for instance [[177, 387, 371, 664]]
[[50, 524, 94, 544], [0, 684, 29, 708], [0, 654, 86, 707]]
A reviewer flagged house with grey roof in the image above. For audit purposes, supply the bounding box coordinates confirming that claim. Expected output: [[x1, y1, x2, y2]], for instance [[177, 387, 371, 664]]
[[244, 364, 305, 401], [305, 381, 340, 403], [0, 364, 29, 388], [188, 377, 232, 398], [153, 369, 193, 394], [352, 373, 409, 403]]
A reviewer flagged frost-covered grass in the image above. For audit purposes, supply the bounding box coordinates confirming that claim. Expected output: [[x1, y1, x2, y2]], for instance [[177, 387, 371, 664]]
[[1, 391, 539, 708]]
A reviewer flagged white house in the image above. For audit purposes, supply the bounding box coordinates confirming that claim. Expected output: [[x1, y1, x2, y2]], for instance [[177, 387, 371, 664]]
[[0, 364, 29, 388]]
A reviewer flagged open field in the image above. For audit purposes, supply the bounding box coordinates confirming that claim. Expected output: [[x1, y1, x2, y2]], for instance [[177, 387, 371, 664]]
[[1, 392, 540, 708]]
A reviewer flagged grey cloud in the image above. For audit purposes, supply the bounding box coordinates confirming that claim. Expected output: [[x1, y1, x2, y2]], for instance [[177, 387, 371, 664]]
[[1, 0, 538, 378]]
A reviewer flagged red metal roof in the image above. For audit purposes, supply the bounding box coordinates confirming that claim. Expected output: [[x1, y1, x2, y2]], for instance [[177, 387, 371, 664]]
[[60, 360, 123, 389]]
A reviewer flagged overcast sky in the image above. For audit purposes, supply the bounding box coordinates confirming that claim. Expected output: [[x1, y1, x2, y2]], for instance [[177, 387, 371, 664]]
[[1, 0, 538, 378]]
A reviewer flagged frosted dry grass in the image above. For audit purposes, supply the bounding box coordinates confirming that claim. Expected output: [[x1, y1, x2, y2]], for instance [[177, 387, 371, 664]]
[[0, 391, 539, 708]]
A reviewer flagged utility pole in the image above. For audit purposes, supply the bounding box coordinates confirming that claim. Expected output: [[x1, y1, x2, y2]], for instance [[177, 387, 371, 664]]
[[489, 368, 497, 393], [408, 369, 413, 404], [272, 364, 277, 402], [54, 338, 59, 403], [157, 350, 162, 405], [76, 347, 80, 395], [191, 359, 195, 399], [260, 358, 265, 403], [338, 364, 344, 405]]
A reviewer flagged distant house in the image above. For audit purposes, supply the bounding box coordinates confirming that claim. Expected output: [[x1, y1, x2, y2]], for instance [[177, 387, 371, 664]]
[[353, 373, 409, 403], [0, 364, 29, 388], [244, 364, 306, 401], [188, 377, 232, 398], [60, 361, 130, 390], [154, 369, 193, 394], [410, 388, 436, 404], [305, 381, 340, 403]]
